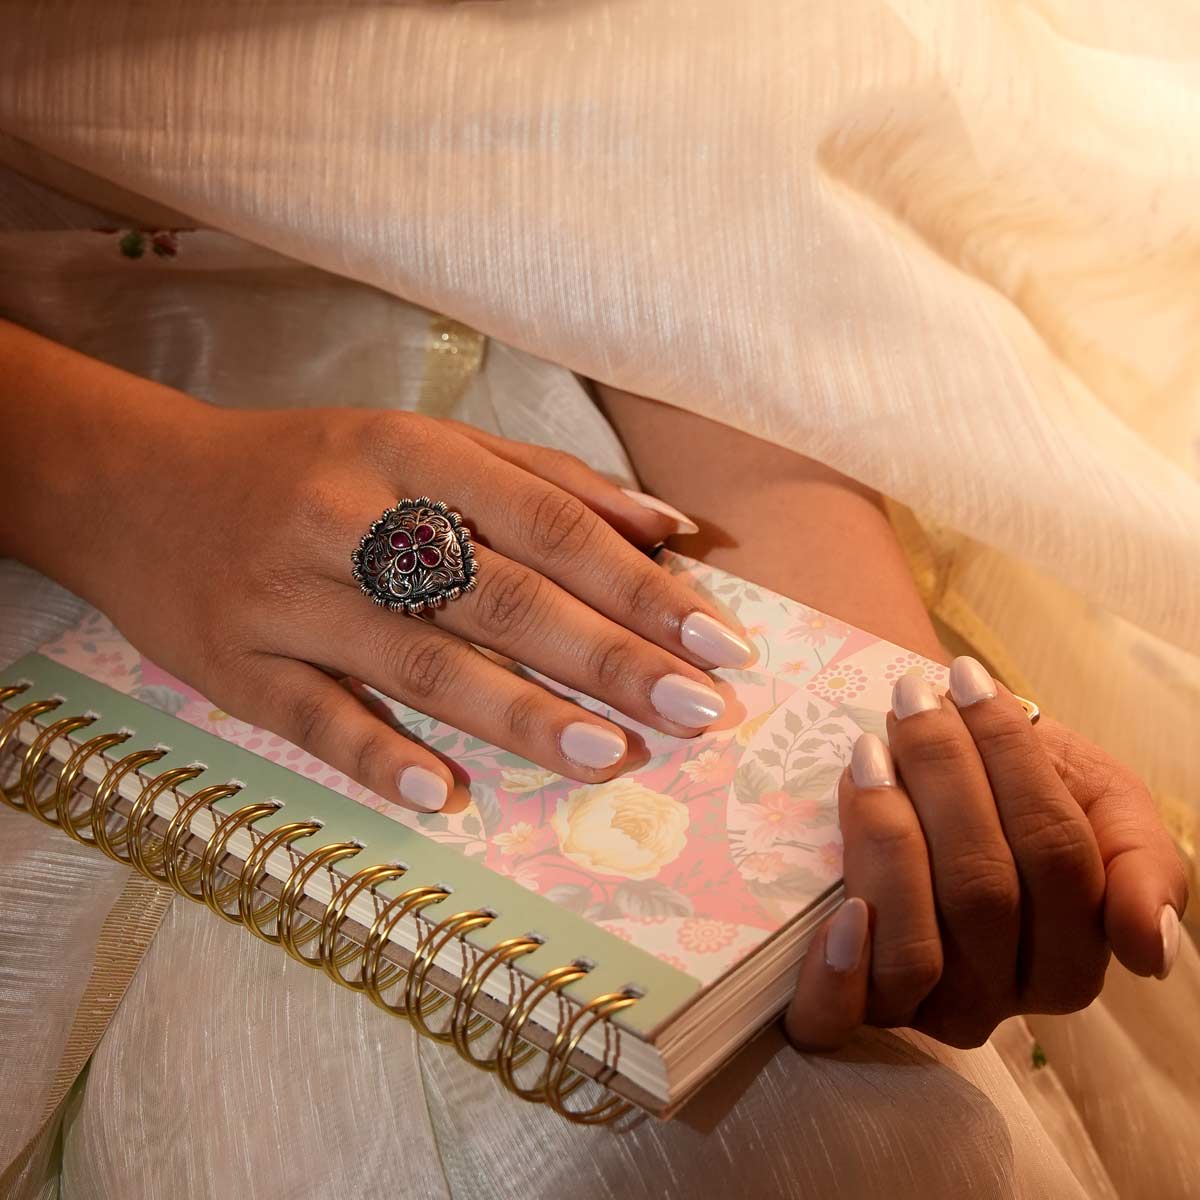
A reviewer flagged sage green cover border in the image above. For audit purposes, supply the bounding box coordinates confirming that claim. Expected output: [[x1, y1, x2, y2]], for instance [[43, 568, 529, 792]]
[[2, 654, 702, 1038]]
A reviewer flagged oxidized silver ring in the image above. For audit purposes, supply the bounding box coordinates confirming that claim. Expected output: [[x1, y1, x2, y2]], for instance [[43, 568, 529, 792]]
[[351, 497, 478, 614]]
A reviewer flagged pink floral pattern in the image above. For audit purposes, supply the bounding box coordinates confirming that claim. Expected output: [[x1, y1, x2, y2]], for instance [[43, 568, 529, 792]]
[[38, 552, 948, 984]]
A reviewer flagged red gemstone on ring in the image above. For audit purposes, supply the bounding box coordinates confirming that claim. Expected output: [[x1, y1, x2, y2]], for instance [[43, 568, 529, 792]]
[[418, 545, 441, 567], [414, 524, 436, 544], [395, 550, 417, 572], [389, 530, 413, 550]]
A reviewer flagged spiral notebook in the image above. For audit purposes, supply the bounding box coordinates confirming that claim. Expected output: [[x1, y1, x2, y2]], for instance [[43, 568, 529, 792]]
[[0, 551, 951, 1122]]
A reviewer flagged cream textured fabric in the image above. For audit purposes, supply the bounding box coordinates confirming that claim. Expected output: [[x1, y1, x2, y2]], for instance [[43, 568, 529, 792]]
[[0, 0, 1195, 878], [1, 1, 1199, 1193], [0, 220, 1196, 1200]]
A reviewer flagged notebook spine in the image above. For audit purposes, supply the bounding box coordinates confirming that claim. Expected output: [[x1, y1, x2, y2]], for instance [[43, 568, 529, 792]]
[[0, 684, 637, 1125]]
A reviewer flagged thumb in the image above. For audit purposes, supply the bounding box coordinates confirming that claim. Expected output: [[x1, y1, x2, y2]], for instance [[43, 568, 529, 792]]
[[784, 897, 871, 1052]]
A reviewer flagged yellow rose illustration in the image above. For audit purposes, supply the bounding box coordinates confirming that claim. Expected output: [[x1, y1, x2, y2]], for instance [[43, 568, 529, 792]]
[[552, 780, 689, 880]]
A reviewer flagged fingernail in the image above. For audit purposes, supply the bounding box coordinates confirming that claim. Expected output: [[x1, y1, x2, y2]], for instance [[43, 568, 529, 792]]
[[398, 766, 449, 812], [825, 897, 869, 973], [891, 674, 939, 719], [1157, 906, 1181, 980], [561, 722, 627, 770], [650, 673, 725, 727], [850, 733, 896, 788], [948, 655, 998, 708], [620, 488, 700, 535], [681, 611, 753, 668]]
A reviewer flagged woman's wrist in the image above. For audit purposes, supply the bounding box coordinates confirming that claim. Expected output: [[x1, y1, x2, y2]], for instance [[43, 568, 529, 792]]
[[594, 384, 951, 665], [0, 318, 217, 605]]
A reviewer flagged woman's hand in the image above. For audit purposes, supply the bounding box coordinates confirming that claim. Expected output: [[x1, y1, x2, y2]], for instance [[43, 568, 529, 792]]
[[101, 406, 762, 810], [0, 325, 752, 812], [785, 656, 1189, 1050]]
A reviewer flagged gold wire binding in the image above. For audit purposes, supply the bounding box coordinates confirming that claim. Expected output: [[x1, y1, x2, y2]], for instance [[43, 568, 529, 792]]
[[405, 908, 497, 1041], [543, 991, 638, 1124], [237, 820, 324, 942], [161, 782, 244, 900], [198, 801, 281, 922], [0, 698, 62, 808], [127, 764, 206, 881], [91, 747, 169, 861], [494, 962, 592, 1102], [360, 886, 450, 1017], [276, 841, 363, 966], [19, 713, 96, 822], [449, 936, 543, 1069], [0, 683, 29, 706], [54, 730, 132, 842], [317, 863, 410, 991]]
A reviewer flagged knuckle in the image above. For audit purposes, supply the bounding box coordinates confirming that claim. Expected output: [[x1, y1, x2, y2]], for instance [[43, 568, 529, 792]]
[[872, 934, 944, 1005], [390, 633, 461, 702], [900, 726, 975, 772], [969, 719, 1032, 766], [938, 853, 1020, 926], [617, 566, 675, 626], [293, 481, 355, 537], [1051, 731, 1122, 807], [540, 446, 589, 476], [473, 561, 548, 640], [284, 688, 335, 753], [350, 729, 394, 789], [357, 409, 434, 464], [586, 636, 645, 695], [1007, 807, 1099, 883], [501, 688, 547, 744], [1040, 949, 1110, 1014], [933, 1016, 1001, 1050], [522, 488, 594, 561], [856, 809, 927, 861]]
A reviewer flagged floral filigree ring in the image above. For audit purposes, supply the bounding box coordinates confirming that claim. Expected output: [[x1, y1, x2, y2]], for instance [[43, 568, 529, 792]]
[[351, 497, 477, 614]]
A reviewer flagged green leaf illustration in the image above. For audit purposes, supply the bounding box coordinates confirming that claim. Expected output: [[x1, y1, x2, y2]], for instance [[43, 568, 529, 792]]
[[613, 880, 694, 918], [542, 883, 593, 913]]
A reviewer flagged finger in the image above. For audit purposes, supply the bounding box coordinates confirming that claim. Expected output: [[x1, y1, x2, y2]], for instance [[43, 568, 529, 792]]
[[441, 420, 698, 545], [946, 658, 1109, 1012], [393, 432, 753, 670], [1038, 716, 1190, 979], [424, 546, 727, 736], [886, 675, 1021, 1041], [838, 735, 943, 1027], [784, 898, 871, 1052], [219, 655, 454, 813], [293, 587, 633, 782]]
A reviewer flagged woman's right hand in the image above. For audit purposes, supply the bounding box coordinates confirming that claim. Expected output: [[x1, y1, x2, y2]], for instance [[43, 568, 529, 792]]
[[783, 661, 1188, 1051], [21, 368, 753, 812]]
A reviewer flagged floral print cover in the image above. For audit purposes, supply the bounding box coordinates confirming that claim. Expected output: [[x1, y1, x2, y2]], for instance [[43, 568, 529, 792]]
[[40, 553, 948, 985]]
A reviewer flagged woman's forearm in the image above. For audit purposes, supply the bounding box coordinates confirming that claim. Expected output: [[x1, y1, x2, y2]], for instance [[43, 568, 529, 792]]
[[0, 319, 214, 604], [595, 384, 950, 666]]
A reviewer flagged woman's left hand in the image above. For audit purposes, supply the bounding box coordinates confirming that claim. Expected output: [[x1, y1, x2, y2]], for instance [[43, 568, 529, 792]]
[[784, 656, 1189, 1051]]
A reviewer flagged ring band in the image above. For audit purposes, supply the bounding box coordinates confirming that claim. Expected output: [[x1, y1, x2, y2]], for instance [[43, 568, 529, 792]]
[[351, 497, 478, 614]]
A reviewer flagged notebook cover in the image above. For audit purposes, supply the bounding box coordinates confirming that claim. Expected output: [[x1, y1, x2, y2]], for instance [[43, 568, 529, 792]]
[[4, 550, 949, 1036]]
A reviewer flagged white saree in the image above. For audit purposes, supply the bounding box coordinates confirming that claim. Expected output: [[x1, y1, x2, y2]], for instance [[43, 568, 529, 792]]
[[0, 2, 1197, 1196]]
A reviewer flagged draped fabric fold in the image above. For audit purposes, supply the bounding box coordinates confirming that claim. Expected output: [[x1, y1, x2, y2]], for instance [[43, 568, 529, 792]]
[[1, 0, 1195, 873]]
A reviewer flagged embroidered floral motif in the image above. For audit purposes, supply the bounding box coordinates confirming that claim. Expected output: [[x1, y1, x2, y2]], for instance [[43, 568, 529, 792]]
[[110, 229, 186, 259]]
